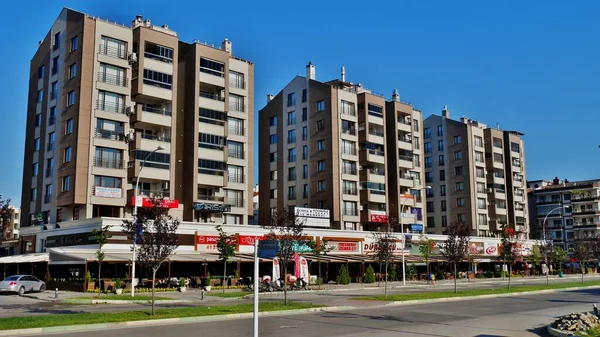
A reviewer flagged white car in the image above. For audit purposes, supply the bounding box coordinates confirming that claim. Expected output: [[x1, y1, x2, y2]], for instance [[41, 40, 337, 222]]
[[0, 275, 46, 295]]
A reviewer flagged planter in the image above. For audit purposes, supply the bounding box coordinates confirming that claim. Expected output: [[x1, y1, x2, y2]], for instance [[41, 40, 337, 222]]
[[204, 286, 211, 292], [87, 283, 96, 291], [115, 289, 123, 295], [179, 287, 186, 292]]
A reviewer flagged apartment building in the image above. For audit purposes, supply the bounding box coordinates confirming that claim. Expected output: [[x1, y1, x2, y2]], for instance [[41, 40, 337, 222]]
[[258, 64, 426, 232], [528, 177, 600, 248], [0, 206, 20, 256], [20, 8, 254, 228], [423, 107, 528, 238]]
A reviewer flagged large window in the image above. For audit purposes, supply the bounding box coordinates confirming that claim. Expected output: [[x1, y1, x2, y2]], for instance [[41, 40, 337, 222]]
[[477, 198, 486, 209], [70, 36, 78, 52], [143, 69, 172, 89], [198, 159, 225, 175], [97, 90, 125, 113], [95, 147, 123, 169], [145, 42, 173, 63], [455, 182, 465, 191], [67, 90, 75, 106], [454, 151, 462, 160], [66, 118, 74, 134], [62, 176, 71, 192], [228, 117, 244, 136], [317, 160, 326, 171], [317, 100, 326, 112], [229, 71, 245, 89], [287, 129, 296, 143], [199, 133, 225, 150], [63, 147, 72, 163], [424, 157, 432, 168], [288, 148, 296, 162], [367, 104, 383, 118], [228, 165, 244, 183], [287, 93, 296, 107], [229, 94, 244, 112], [96, 119, 124, 140], [424, 142, 432, 154], [94, 175, 121, 188], [288, 186, 296, 200], [200, 58, 224, 77], [100, 36, 127, 59], [227, 141, 244, 159], [340, 100, 355, 116], [475, 151, 484, 163], [474, 136, 483, 147], [98, 63, 126, 86]]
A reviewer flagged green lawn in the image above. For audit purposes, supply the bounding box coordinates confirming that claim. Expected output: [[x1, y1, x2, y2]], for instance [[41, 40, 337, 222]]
[[0, 302, 320, 331], [205, 291, 248, 298], [583, 326, 600, 337], [68, 295, 172, 301], [357, 281, 600, 301]]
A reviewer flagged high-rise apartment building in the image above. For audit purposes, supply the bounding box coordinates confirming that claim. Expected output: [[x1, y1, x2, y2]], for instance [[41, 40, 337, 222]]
[[423, 107, 528, 238], [258, 64, 426, 231], [20, 8, 254, 228]]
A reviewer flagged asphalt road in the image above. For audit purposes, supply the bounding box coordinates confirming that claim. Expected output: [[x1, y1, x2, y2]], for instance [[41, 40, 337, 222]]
[[29, 288, 600, 337]]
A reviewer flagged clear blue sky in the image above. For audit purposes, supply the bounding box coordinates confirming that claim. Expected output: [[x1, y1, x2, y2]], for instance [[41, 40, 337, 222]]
[[1, 0, 599, 207]]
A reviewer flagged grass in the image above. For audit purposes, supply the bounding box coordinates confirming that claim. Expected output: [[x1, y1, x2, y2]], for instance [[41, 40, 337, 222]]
[[583, 326, 600, 337], [0, 302, 320, 331], [69, 295, 172, 301], [205, 291, 248, 298], [357, 280, 600, 301]]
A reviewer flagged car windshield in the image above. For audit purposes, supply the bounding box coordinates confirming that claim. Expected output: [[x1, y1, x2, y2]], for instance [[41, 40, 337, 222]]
[[3, 276, 19, 281]]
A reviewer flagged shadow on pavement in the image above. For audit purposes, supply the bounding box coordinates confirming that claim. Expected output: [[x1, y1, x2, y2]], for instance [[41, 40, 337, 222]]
[[527, 326, 551, 337]]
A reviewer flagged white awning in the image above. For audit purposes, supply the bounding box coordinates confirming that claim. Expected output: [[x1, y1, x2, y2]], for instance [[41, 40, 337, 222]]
[[47, 248, 223, 265], [0, 253, 49, 264]]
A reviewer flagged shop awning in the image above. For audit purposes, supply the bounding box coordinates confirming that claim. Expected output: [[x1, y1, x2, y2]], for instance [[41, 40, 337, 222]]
[[0, 253, 49, 264], [48, 248, 231, 265]]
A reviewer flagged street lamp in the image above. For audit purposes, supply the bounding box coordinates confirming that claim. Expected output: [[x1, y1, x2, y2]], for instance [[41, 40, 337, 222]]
[[131, 145, 165, 297], [542, 205, 569, 285], [400, 185, 431, 286]]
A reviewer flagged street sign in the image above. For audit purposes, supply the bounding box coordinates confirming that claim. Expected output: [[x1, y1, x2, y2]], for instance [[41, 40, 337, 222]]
[[258, 240, 279, 259], [410, 224, 423, 232]]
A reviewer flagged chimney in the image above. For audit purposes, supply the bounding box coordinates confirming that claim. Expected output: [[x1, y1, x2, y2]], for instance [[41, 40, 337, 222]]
[[144, 19, 151, 27], [341, 66, 346, 82], [132, 15, 143, 28], [553, 177, 560, 185], [267, 94, 274, 103], [162, 24, 169, 30], [221, 38, 232, 55], [442, 105, 450, 118], [306, 62, 315, 80], [392, 89, 400, 102]]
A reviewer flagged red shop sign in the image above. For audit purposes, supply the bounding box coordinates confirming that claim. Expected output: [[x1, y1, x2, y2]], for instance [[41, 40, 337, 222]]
[[196, 235, 219, 245], [131, 197, 179, 209], [370, 214, 388, 223], [238, 235, 263, 245]]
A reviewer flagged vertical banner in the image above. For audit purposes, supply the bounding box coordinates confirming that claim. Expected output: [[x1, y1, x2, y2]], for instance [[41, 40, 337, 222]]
[[299, 256, 309, 281], [294, 253, 300, 277], [273, 257, 281, 281]]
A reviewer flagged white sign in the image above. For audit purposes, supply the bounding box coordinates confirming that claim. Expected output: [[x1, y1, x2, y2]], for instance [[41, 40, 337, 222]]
[[298, 256, 309, 281], [294, 207, 330, 218], [273, 258, 281, 281], [327, 241, 360, 253], [95, 186, 122, 198], [483, 242, 498, 256]]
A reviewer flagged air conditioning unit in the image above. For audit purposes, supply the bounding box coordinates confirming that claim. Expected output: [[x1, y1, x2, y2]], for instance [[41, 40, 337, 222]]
[[486, 188, 493, 193], [125, 103, 136, 116], [128, 52, 138, 64], [162, 181, 170, 191]]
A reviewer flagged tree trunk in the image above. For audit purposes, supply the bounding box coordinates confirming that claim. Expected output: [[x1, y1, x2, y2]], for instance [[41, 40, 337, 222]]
[[508, 264, 511, 290], [454, 263, 457, 294], [378, 263, 382, 288], [384, 263, 388, 299], [318, 260, 322, 290], [283, 265, 288, 305], [223, 260, 227, 294], [426, 261, 430, 285], [582, 263, 585, 284], [546, 264, 549, 287], [151, 268, 157, 316], [97, 263, 102, 297]]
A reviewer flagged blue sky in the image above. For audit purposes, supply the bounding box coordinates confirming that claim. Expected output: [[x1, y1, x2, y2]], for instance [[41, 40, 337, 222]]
[[1, 0, 598, 206]]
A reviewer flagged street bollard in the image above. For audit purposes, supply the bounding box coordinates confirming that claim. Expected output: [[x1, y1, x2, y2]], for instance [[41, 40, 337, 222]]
[[201, 289, 204, 300], [54, 288, 58, 299]]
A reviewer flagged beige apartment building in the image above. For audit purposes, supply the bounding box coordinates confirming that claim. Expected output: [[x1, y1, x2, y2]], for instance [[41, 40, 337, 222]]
[[21, 8, 254, 228], [258, 64, 426, 232], [423, 107, 528, 238]]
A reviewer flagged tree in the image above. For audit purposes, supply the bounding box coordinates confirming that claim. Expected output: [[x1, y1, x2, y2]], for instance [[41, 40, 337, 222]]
[[336, 265, 350, 285], [552, 246, 568, 274], [90, 225, 111, 296], [363, 265, 376, 284], [307, 239, 333, 290], [418, 235, 436, 285], [122, 198, 179, 315], [571, 235, 595, 284], [0, 195, 11, 244], [215, 225, 236, 294], [262, 208, 306, 305], [530, 245, 542, 278], [440, 222, 471, 293], [371, 226, 395, 298], [500, 224, 518, 290]]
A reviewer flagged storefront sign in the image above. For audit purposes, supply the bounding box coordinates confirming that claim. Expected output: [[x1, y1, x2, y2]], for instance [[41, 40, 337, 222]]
[[370, 213, 388, 223], [132, 197, 179, 209], [468, 242, 484, 255], [94, 186, 122, 198], [193, 202, 231, 213], [196, 235, 219, 252], [363, 241, 404, 254], [327, 241, 359, 253], [238, 235, 263, 245], [410, 224, 423, 232], [483, 242, 498, 256], [294, 207, 329, 218], [46, 233, 95, 248]]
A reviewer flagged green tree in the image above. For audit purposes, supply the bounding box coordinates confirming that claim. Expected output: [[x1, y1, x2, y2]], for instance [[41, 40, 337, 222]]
[[215, 225, 236, 294], [440, 222, 471, 293], [418, 236, 436, 284], [500, 224, 518, 290], [0, 195, 11, 244], [371, 225, 395, 297], [90, 225, 111, 296], [552, 246, 568, 273], [363, 265, 376, 284], [336, 265, 350, 285], [307, 240, 333, 290], [570, 234, 595, 284], [530, 245, 542, 278]]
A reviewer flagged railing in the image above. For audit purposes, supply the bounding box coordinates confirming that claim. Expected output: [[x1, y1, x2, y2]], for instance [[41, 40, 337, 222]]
[[398, 137, 411, 143], [93, 157, 125, 169], [343, 208, 358, 216], [141, 133, 171, 142], [342, 128, 356, 136], [399, 155, 413, 162], [142, 105, 172, 116], [225, 198, 244, 208], [340, 107, 356, 116], [44, 194, 52, 204], [50, 91, 57, 100], [342, 147, 357, 155], [132, 159, 170, 170], [343, 187, 358, 195], [229, 103, 245, 112], [96, 101, 125, 114], [197, 195, 225, 202], [572, 209, 598, 215], [369, 129, 384, 137], [369, 169, 385, 176], [200, 67, 224, 77], [397, 118, 411, 125], [45, 167, 53, 178], [288, 174, 297, 181], [198, 142, 224, 150], [368, 111, 383, 118], [95, 128, 125, 141], [287, 136, 296, 144], [229, 81, 245, 89], [49, 115, 56, 126], [367, 149, 384, 157], [51, 66, 58, 75], [47, 142, 55, 151], [228, 174, 245, 184], [138, 190, 169, 198], [98, 44, 127, 59], [228, 149, 245, 159], [200, 91, 225, 101], [144, 51, 173, 63], [571, 196, 598, 202], [342, 167, 357, 175], [97, 72, 128, 87]]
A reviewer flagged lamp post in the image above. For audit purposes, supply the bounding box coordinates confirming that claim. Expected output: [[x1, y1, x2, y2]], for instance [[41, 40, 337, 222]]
[[131, 145, 165, 297], [400, 185, 431, 286], [542, 205, 568, 285]]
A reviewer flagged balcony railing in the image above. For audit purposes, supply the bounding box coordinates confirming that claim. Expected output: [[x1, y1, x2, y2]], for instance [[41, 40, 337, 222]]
[[93, 157, 125, 169], [142, 105, 172, 116], [229, 103, 245, 112], [228, 126, 245, 136], [138, 190, 169, 198], [97, 72, 128, 87], [342, 167, 357, 175], [47, 142, 55, 151], [49, 115, 56, 126], [144, 51, 173, 64], [343, 208, 358, 216], [200, 91, 224, 101], [369, 129, 384, 137], [367, 149, 384, 157], [572, 209, 598, 215], [228, 149, 245, 159], [197, 195, 225, 202], [98, 44, 127, 59], [342, 147, 357, 155], [44, 194, 52, 204], [95, 128, 125, 141], [340, 107, 356, 116], [225, 198, 244, 208], [50, 91, 58, 100], [342, 128, 356, 136], [398, 137, 412, 143], [397, 118, 411, 125], [45, 167, 53, 178], [343, 187, 358, 195], [229, 81, 245, 89], [228, 174, 245, 184], [141, 133, 171, 143], [96, 101, 125, 114], [399, 155, 413, 162], [200, 67, 224, 77]]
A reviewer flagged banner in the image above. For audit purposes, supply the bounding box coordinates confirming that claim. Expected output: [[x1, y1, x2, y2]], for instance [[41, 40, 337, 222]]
[[196, 235, 219, 252], [273, 258, 281, 281], [294, 253, 300, 277], [327, 241, 359, 253], [298, 256, 309, 281], [468, 242, 484, 255], [483, 242, 498, 256]]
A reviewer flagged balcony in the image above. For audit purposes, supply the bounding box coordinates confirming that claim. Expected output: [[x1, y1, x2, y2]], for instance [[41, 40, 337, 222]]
[[95, 128, 125, 142], [45, 167, 53, 178], [228, 126, 245, 136], [44, 194, 52, 204], [97, 72, 128, 87], [93, 157, 125, 169], [200, 91, 224, 101], [399, 175, 415, 188], [398, 155, 413, 169], [129, 104, 172, 128], [98, 44, 127, 59], [572, 209, 599, 216], [571, 195, 599, 203], [397, 118, 412, 132], [229, 102, 245, 113], [96, 101, 125, 115], [228, 149, 245, 160], [341, 128, 356, 136], [47, 142, 55, 151], [397, 137, 412, 150]]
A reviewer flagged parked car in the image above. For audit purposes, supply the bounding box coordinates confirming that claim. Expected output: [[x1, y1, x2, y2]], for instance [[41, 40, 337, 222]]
[[0, 275, 46, 295]]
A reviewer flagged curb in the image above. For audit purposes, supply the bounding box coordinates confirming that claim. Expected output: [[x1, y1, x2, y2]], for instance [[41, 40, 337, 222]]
[[60, 299, 190, 305], [546, 324, 574, 337]]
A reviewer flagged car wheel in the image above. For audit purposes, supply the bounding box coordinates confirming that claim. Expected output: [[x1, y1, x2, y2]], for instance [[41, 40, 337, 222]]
[[18, 287, 25, 296], [39, 284, 46, 292]]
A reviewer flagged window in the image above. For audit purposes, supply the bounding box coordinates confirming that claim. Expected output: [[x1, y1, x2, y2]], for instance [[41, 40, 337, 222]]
[[37, 90, 43, 103], [288, 148, 296, 162], [302, 145, 308, 159], [477, 182, 486, 193], [270, 189, 277, 198], [288, 167, 297, 181], [424, 157, 432, 168], [414, 136, 420, 149], [457, 214, 465, 223], [34, 138, 40, 151], [44, 184, 53, 200], [317, 200, 325, 209], [511, 142, 520, 153], [424, 142, 432, 154], [46, 158, 54, 177], [287, 129, 296, 143], [425, 172, 433, 183], [453, 135, 462, 144], [438, 140, 444, 151], [100, 36, 127, 58], [269, 116, 278, 126], [316, 119, 325, 131], [424, 127, 431, 139], [302, 107, 307, 122], [426, 188, 433, 197], [455, 182, 465, 191], [454, 151, 462, 160], [33, 162, 39, 176], [53, 32, 61, 48], [302, 126, 308, 141], [31, 188, 37, 201], [437, 125, 443, 136], [97, 90, 125, 113], [287, 111, 296, 125], [318, 180, 326, 192], [62, 176, 71, 192], [66, 118, 74, 134], [269, 170, 277, 180], [493, 137, 503, 148], [427, 216, 435, 228], [48, 132, 55, 149], [270, 134, 277, 144], [476, 167, 485, 178], [49, 107, 56, 125], [493, 153, 503, 163], [474, 136, 483, 147], [426, 201, 434, 212], [270, 152, 277, 162], [477, 198, 486, 209], [70, 36, 78, 51], [439, 169, 445, 181], [34, 113, 42, 127], [303, 184, 309, 198], [301, 89, 307, 103], [317, 160, 326, 171], [227, 165, 244, 183], [317, 100, 325, 112], [455, 166, 463, 176], [51, 82, 58, 98], [64, 147, 72, 163], [38, 65, 45, 79], [413, 119, 420, 132], [440, 185, 446, 196], [67, 90, 75, 106], [441, 200, 447, 211], [287, 93, 296, 107], [367, 104, 383, 118], [340, 100, 356, 116], [229, 70, 244, 89], [145, 42, 174, 62], [438, 155, 444, 165], [475, 151, 484, 163], [68, 63, 76, 79], [288, 186, 296, 200], [477, 214, 487, 227], [456, 198, 465, 207], [303, 165, 308, 179], [143, 69, 172, 89], [227, 141, 244, 159], [441, 216, 448, 227], [198, 133, 225, 150], [317, 140, 325, 151], [52, 56, 59, 74]]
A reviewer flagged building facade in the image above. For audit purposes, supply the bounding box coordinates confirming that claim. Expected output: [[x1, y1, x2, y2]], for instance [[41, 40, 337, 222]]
[[20, 8, 254, 229], [528, 177, 600, 249], [423, 107, 528, 238], [258, 64, 426, 232], [0, 206, 20, 256]]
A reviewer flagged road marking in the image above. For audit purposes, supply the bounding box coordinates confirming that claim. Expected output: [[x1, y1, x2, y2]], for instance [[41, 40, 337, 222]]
[[279, 326, 299, 329]]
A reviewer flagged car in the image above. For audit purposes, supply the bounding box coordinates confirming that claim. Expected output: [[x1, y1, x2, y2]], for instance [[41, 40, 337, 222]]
[[0, 275, 46, 295]]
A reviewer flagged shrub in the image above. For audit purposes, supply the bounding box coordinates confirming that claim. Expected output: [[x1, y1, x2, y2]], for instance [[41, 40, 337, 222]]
[[179, 278, 186, 288], [436, 271, 445, 280], [363, 265, 376, 284], [114, 278, 123, 289], [336, 265, 351, 285], [494, 271, 502, 278], [407, 264, 418, 281], [389, 267, 398, 281]]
